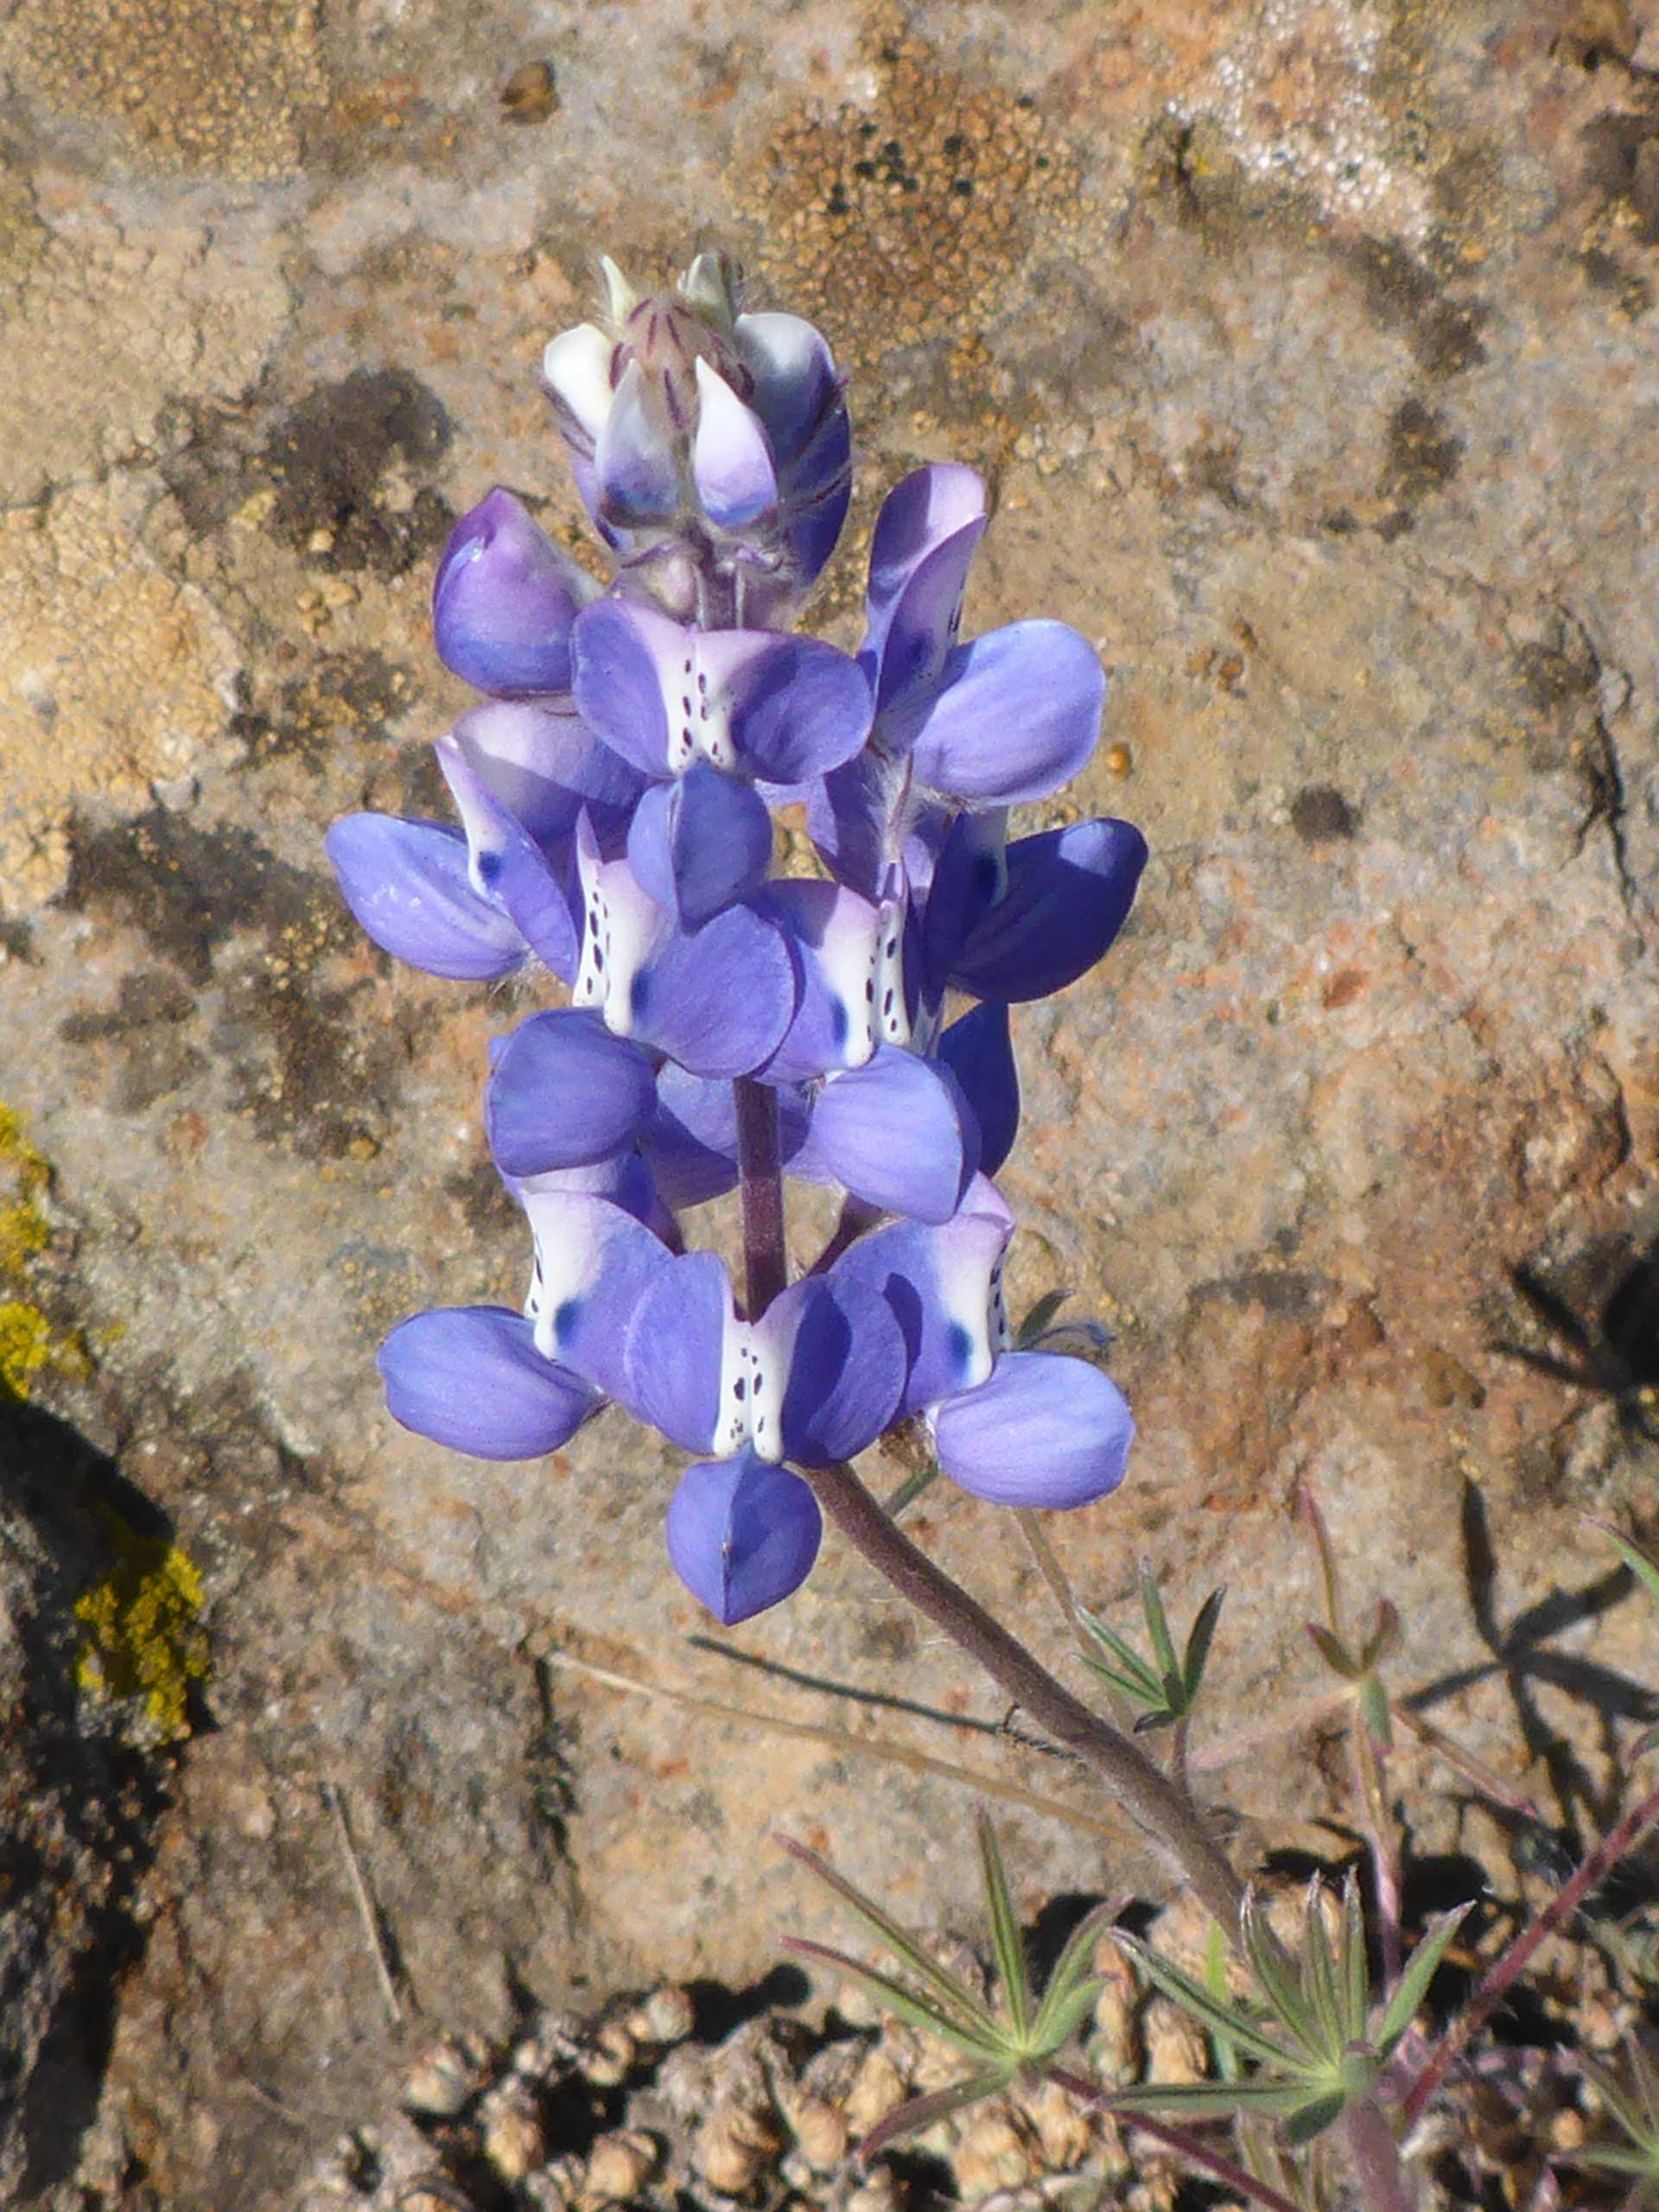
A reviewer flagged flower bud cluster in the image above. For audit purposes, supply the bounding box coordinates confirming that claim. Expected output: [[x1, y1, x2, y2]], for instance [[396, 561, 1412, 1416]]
[[327, 253, 1148, 1624]]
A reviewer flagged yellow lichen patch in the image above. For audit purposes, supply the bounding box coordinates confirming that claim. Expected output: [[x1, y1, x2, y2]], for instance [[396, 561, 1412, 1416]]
[[2, 0, 327, 180], [0, 479, 241, 912], [0, 1300, 53, 1399], [73, 1509, 209, 1744], [0, 1100, 50, 1278], [752, 5, 1080, 453]]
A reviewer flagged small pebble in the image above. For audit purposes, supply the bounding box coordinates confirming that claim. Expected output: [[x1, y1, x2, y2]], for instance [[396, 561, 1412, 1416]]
[[401, 2037, 487, 2119], [636, 1982, 696, 2045], [950, 2110, 1033, 2196], [583, 2127, 659, 2200], [583, 2018, 638, 2086], [843, 2045, 909, 2134], [481, 2078, 547, 2182], [786, 2092, 849, 2171], [693, 2101, 781, 2194], [500, 60, 558, 123]]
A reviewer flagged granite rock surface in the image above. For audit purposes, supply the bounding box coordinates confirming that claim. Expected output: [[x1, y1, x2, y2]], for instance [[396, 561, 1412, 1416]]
[[3, 1, 1659, 2202]]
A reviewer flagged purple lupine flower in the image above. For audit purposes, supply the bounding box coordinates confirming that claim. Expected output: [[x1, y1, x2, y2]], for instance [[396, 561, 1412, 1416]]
[[810, 463, 1107, 904], [330, 248, 1144, 1630], [540, 252, 850, 626], [432, 489, 598, 697], [920, 810, 1151, 1008], [326, 698, 645, 983], [833, 1178, 1135, 1510], [569, 598, 872, 924]]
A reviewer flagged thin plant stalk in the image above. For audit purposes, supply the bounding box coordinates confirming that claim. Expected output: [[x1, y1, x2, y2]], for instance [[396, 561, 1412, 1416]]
[[1014, 1506, 1110, 1675], [1344, 2093, 1418, 2212], [1352, 1721, 1403, 1987], [809, 1456, 1243, 1928], [1046, 2068, 1304, 2212], [734, 1077, 788, 1317], [540, 1647, 1140, 1844], [734, 1082, 1243, 1930], [1402, 1778, 1659, 2126]]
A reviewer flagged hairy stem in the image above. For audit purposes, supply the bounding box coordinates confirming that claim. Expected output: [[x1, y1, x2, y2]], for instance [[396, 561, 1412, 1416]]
[[807, 1458, 1243, 1929], [1047, 2070, 1300, 2212], [1402, 1777, 1659, 2126], [734, 1077, 787, 1318], [1353, 1721, 1402, 1986], [1343, 2093, 1417, 2212]]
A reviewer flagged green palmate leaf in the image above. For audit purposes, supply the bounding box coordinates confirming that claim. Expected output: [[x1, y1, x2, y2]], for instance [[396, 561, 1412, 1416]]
[[778, 1837, 1002, 2038], [783, 1936, 1007, 2056], [1030, 1903, 1114, 2050], [1576, 2145, 1659, 2179], [1018, 1287, 1072, 1344], [1300, 1484, 1344, 1633], [1204, 1925, 1244, 2083], [1300, 1891, 1346, 2055], [1374, 1904, 1472, 2056], [1108, 2079, 1317, 2122], [1579, 2050, 1659, 2156], [1033, 1974, 1107, 2052], [1182, 1586, 1227, 1700], [1114, 1933, 1294, 2069], [859, 2069, 1016, 2162], [976, 1811, 1033, 2043], [883, 1460, 941, 1517], [1240, 1897, 1316, 2056], [1140, 1564, 1180, 1681], [1358, 1599, 1401, 1672]]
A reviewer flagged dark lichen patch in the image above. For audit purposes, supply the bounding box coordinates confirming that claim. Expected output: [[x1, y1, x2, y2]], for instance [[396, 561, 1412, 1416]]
[[233, 648, 416, 773], [1580, 105, 1659, 246], [1348, 237, 1488, 378], [1511, 620, 1603, 776], [259, 369, 454, 576], [62, 810, 350, 988], [750, 4, 1079, 448], [60, 971, 207, 1113], [1191, 1266, 1331, 1320], [445, 1158, 520, 1240], [1578, 245, 1655, 317], [210, 963, 414, 1159], [60, 971, 194, 1041], [1378, 397, 1463, 522], [1291, 785, 1361, 843]]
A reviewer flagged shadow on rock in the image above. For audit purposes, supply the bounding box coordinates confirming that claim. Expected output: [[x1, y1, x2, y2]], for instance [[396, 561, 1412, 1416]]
[[0, 1395, 182, 2202]]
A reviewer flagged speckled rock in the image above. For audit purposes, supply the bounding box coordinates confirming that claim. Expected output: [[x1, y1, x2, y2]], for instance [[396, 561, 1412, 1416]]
[[3, 2, 1659, 2206]]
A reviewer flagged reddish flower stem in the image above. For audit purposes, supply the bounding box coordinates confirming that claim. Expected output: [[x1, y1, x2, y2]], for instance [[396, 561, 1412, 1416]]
[[1401, 1778, 1659, 2126], [1047, 2069, 1301, 2212], [807, 1458, 1243, 1929], [734, 1077, 788, 1318]]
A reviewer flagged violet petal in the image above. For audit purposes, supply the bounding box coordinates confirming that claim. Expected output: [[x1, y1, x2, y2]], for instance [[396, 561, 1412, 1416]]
[[432, 488, 596, 698], [931, 1351, 1134, 1509], [378, 1306, 600, 1459], [664, 1450, 823, 1624], [486, 1008, 658, 1178], [909, 621, 1105, 805], [326, 815, 525, 981]]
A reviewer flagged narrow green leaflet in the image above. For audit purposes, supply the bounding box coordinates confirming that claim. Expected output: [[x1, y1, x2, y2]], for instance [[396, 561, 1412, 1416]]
[[976, 1812, 1033, 2043], [1374, 1905, 1471, 2056], [782, 1936, 1007, 2056]]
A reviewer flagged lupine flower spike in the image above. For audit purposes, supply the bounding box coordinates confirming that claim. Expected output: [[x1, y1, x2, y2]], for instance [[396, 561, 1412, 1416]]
[[327, 250, 1147, 1623]]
